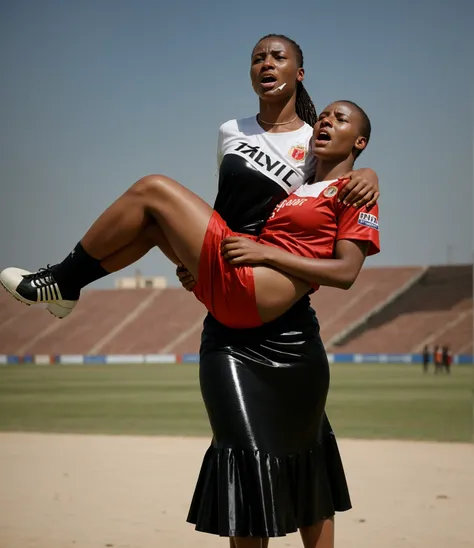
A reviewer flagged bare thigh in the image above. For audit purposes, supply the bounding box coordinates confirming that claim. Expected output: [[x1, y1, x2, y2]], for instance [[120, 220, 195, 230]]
[[142, 174, 214, 279], [253, 265, 311, 323]]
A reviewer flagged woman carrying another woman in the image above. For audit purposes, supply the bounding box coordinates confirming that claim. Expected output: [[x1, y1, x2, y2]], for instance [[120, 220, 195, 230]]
[[0, 34, 380, 548], [1, 97, 378, 547]]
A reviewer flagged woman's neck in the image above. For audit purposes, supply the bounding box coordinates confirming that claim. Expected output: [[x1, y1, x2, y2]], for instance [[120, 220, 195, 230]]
[[314, 156, 355, 182], [258, 97, 302, 132]]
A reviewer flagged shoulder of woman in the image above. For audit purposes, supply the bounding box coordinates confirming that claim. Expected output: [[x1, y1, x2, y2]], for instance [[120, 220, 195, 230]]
[[219, 116, 256, 132], [219, 118, 236, 131]]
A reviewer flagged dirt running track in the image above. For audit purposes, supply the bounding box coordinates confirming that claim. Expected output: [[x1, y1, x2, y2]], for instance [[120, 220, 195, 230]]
[[0, 433, 473, 548]]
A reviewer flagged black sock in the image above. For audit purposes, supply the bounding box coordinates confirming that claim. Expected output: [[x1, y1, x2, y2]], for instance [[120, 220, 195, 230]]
[[52, 242, 109, 291]]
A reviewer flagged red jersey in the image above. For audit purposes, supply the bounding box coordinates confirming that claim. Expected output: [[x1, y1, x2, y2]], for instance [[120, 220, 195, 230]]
[[258, 179, 380, 288], [193, 179, 380, 329]]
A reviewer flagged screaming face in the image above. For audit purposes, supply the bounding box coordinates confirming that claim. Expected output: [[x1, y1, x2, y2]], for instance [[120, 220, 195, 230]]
[[312, 102, 368, 160], [250, 37, 304, 101]]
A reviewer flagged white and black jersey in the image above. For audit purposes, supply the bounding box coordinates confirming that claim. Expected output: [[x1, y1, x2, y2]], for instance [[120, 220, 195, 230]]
[[213, 116, 316, 236], [203, 116, 319, 337]]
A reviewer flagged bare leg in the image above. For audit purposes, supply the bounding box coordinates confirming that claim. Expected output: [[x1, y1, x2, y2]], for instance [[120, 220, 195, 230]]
[[80, 174, 213, 279], [0, 174, 215, 317], [100, 222, 181, 273], [299, 518, 335, 548], [230, 539, 268, 548], [1, 173, 309, 323], [100, 213, 311, 324], [233, 538, 264, 548]]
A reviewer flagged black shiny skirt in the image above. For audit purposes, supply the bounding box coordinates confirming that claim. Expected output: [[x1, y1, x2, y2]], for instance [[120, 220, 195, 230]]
[[187, 327, 352, 537]]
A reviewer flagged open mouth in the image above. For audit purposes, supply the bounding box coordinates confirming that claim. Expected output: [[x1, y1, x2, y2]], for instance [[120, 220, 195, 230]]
[[317, 131, 331, 141], [260, 75, 277, 89], [314, 130, 332, 145]]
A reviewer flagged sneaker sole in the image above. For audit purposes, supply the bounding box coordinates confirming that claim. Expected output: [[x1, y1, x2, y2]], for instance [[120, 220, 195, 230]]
[[46, 302, 75, 319], [0, 277, 35, 307], [0, 278, 71, 319]]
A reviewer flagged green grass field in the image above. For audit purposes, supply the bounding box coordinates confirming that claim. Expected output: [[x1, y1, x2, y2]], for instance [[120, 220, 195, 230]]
[[0, 363, 472, 442]]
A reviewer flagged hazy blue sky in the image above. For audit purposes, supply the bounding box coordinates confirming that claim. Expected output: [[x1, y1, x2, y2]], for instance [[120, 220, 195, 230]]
[[1, 0, 472, 288]]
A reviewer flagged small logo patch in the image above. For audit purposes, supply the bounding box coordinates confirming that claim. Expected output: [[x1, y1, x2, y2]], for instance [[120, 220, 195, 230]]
[[323, 185, 338, 198], [358, 212, 379, 230], [289, 144, 307, 162]]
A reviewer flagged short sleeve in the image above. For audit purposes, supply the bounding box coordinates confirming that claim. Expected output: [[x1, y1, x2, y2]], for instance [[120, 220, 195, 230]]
[[336, 203, 380, 256]]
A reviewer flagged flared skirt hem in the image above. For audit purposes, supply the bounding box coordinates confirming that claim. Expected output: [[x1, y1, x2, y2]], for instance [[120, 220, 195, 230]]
[[186, 441, 351, 537]]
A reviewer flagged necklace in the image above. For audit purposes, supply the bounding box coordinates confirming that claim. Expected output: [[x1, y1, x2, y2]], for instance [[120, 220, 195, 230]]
[[258, 114, 298, 126]]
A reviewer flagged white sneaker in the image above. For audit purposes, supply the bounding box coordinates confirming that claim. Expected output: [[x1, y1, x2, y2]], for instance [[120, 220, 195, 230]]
[[0, 266, 78, 319]]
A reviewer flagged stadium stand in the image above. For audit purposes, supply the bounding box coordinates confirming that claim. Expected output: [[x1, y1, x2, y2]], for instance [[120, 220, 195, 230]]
[[97, 288, 206, 354], [0, 289, 157, 355], [332, 265, 472, 353], [0, 265, 472, 355], [314, 267, 425, 343]]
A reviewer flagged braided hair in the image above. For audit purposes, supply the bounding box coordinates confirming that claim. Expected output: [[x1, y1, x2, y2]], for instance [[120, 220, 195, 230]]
[[254, 34, 318, 127]]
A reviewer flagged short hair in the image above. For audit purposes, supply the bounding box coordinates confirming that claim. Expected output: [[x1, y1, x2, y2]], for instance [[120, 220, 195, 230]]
[[337, 100, 371, 158], [253, 34, 318, 127]]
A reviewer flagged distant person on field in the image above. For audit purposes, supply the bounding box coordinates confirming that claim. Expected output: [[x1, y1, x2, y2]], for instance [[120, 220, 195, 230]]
[[422, 345, 430, 373], [442, 345, 452, 374], [434, 345, 443, 374]]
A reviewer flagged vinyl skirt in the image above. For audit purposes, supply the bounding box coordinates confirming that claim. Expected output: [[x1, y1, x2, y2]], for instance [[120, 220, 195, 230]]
[[187, 330, 352, 537]]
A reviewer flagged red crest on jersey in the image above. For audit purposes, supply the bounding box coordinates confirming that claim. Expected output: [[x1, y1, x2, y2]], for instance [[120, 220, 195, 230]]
[[289, 145, 306, 161]]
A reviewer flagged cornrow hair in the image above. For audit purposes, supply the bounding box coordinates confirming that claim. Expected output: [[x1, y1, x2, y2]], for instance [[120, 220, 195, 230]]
[[254, 34, 318, 127]]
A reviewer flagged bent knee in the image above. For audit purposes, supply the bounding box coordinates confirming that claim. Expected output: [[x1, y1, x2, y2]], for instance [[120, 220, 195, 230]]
[[131, 174, 178, 198], [142, 223, 164, 246]]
